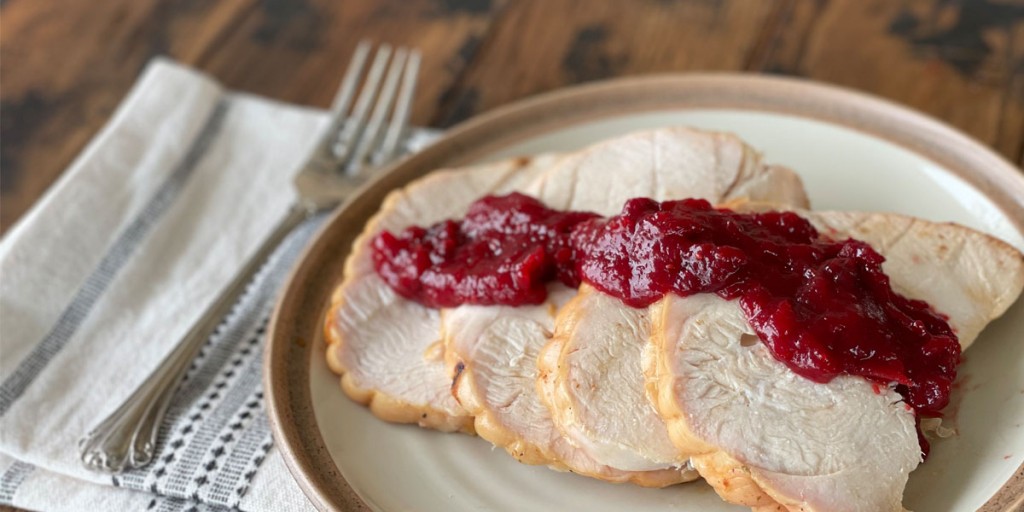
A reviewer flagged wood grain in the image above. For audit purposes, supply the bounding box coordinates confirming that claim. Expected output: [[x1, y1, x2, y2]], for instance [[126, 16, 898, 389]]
[[433, 0, 781, 127], [2, 0, 1022, 236], [0, 0, 505, 234], [437, 0, 1024, 161], [755, 0, 1024, 164]]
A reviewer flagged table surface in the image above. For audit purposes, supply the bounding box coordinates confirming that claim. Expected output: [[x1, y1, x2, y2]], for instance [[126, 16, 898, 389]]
[[2, 0, 1024, 236]]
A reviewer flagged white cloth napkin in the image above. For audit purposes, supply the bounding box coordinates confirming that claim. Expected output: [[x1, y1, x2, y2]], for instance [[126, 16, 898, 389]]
[[0, 58, 438, 511]]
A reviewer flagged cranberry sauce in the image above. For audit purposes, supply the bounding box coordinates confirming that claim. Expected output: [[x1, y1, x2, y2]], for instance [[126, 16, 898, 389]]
[[372, 193, 599, 308], [372, 193, 960, 426]]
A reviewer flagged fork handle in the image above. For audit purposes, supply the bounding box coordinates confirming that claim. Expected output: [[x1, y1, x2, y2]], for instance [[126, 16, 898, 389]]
[[79, 202, 313, 473]]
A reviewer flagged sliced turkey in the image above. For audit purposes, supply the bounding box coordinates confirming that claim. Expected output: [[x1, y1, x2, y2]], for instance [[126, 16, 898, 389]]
[[326, 125, 802, 434], [327, 126, 794, 433], [537, 284, 689, 472], [651, 295, 920, 512], [647, 212, 1024, 511], [324, 155, 556, 432], [446, 127, 809, 484], [442, 283, 694, 487], [806, 211, 1024, 350]]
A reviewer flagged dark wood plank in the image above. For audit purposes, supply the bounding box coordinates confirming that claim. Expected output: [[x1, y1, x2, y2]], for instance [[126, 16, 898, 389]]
[[0, 0, 272, 233], [2, 0, 1022, 237], [439, 0, 1023, 165], [432, 0, 783, 127], [0, 0, 504, 234], [194, 0, 507, 127], [744, 0, 824, 73], [750, 0, 1024, 164]]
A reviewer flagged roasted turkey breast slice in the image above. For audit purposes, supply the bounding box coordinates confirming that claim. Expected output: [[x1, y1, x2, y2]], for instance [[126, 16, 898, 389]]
[[443, 284, 694, 487], [442, 284, 574, 465], [806, 211, 1024, 350], [532, 127, 808, 213], [647, 213, 1024, 512], [324, 155, 557, 432], [650, 294, 919, 512], [537, 284, 691, 473]]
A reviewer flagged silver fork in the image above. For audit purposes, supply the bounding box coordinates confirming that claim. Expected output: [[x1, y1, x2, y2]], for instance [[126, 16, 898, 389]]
[[78, 41, 422, 473]]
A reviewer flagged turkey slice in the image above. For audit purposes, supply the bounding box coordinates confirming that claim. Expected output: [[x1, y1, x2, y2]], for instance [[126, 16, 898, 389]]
[[807, 211, 1024, 350], [324, 155, 556, 432], [531, 126, 808, 212], [447, 127, 809, 484], [648, 212, 1024, 511], [537, 284, 691, 473]]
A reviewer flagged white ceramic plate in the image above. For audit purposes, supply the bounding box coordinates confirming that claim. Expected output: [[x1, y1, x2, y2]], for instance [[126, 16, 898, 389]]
[[265, 75, 1024, 512]]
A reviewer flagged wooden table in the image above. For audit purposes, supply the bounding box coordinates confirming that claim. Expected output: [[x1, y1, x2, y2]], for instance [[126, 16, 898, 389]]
[[3, 0, 1024, 234]]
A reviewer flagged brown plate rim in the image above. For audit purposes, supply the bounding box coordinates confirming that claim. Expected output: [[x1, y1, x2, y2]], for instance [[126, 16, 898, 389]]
[[264, 72, 1024, 512]]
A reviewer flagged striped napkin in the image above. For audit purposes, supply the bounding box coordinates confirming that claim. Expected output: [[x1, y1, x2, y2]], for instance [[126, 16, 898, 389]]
[[0, 58, 438, 511]]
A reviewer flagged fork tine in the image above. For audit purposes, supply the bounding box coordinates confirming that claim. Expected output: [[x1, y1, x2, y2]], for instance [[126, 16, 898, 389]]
[[329, 41, 371, 116], [346, 47, 408, 172], [332, 44, 392, 165], [375, 49, 421, 165], [318, 41, 371, 155]]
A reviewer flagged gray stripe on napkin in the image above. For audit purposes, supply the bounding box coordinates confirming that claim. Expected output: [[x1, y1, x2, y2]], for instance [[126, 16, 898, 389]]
[[0, 461, 35, 504], [118, 215, 324, 507], [0, 99, 232, 417]]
